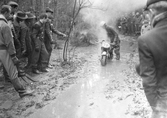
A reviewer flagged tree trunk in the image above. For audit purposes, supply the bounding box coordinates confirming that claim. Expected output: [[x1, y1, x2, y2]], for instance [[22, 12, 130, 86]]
[[53, 0, 58, 49], [63, 0, 77, 62], [41, 0, 45, 12]]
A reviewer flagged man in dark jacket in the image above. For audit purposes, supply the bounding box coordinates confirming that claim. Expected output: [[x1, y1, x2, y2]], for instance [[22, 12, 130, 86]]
[[101, 21, 120, 60], [24, 12, 36, 69], [13, 11, 23, 58], [31, 13, 49, 74], [136, 0, 167, 117], [17, 11, 28, 56], [0, 5, 33, 97], [45, 8, 67, 68]]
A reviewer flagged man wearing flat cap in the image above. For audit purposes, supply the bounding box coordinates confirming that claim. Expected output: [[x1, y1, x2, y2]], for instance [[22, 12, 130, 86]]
[[46, 7, 54, 14], [45, 7, 67, 68], [31, 13, 49, 74], [8, 1, 18, 15], [136, 0, 167, 117]]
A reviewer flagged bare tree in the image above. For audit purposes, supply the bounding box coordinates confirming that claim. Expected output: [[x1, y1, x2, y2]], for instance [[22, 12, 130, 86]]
[[63, 0, 92, 62]]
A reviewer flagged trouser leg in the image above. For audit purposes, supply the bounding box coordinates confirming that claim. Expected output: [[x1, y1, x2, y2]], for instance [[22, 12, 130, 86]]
[[31, 40, 42, 71], [114, 45, 120, 60], [109, 48, 113, 59], [2, 65, 10, 83], [45, 41, 52, 66], [31, 50, 40, 70], [0, 50, 25, 91], [39, 42, 49, 69], [26, 52, 32, 67], [135, 24, 137, 34], [127, 24, 131, 35], [131, 23, 134, 34], [122, 24, 125, 34]]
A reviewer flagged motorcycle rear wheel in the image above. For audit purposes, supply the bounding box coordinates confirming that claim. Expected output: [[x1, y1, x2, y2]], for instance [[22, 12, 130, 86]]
[[101, 55, 107, 66]]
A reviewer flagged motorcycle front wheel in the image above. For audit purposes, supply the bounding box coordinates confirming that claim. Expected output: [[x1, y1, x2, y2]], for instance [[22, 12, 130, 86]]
[[101, 55, 107, 66]]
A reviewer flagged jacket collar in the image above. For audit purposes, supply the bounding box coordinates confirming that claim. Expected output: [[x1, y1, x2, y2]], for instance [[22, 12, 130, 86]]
[[0, 14, 8, 23], [152, 11, 167, 27]]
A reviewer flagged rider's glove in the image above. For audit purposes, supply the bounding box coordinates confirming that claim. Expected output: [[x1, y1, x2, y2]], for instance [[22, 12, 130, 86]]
[[111, 42, 116, 46]]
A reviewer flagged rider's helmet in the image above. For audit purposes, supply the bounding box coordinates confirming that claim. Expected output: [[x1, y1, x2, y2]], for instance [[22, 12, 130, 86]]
[[100, 21, 106, 27]]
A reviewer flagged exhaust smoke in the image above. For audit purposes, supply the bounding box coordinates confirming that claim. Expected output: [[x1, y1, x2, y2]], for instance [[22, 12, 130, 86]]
[[79, 0, 147, 42]]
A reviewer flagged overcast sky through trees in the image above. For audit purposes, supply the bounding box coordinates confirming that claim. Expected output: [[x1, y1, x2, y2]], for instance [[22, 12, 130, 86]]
[[80, 0, 147, 41]]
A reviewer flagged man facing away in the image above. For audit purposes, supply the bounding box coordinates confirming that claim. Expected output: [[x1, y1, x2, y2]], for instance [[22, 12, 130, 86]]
[[136, 0, 167, 117]]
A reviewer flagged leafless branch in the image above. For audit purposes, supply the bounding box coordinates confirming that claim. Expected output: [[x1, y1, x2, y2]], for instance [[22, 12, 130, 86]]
[[63, 0, 105, 62], [88, 6, 108, 11]]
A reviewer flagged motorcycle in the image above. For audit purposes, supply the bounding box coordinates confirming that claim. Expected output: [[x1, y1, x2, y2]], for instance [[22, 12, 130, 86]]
[[101, 40, 114, 66]]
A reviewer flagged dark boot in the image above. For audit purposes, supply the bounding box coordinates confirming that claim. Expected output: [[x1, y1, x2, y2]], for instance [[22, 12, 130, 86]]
[[32, 69, 41, 74], [11, 77, 34, 98], [39, 63, 49, 72], [24, 64, 31, 69], [47, 63, 53, 69], [32, 65, 41, 74], [0, 84, 4, 89], [116, 54, 120, 60], [39, 68, 49, 72], [109, 53, 113, 59], [109, 50, 113, 59]]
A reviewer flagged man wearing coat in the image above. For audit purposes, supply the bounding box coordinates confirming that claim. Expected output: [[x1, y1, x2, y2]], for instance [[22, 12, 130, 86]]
[[24, 12, 36, 69], [31, 13, 49, 74], [101, 21, 120, 60], [45, 8, 67, 68], [0, 5, 33, 97], [136, 0, 167, 117], [8, 1, 20, 53], [2, 1, 20, 84], [17, 11, 28, 57]]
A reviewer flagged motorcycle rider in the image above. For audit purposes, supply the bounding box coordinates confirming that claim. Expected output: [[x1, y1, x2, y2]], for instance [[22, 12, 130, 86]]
[[101, 21, 120, 60]]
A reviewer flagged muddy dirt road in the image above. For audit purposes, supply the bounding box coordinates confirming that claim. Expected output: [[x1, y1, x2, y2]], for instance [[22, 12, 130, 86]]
[[0, 36, 152, 118], [26, 36, 151, 118]]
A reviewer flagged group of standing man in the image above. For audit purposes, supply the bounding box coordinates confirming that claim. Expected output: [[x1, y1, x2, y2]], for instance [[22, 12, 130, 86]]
[[119, 12, 143, 36], [0, 1, 66, 98]]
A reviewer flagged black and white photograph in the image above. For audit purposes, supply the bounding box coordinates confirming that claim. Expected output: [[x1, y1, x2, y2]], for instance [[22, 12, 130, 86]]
[[0, 0, 166, 118]]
